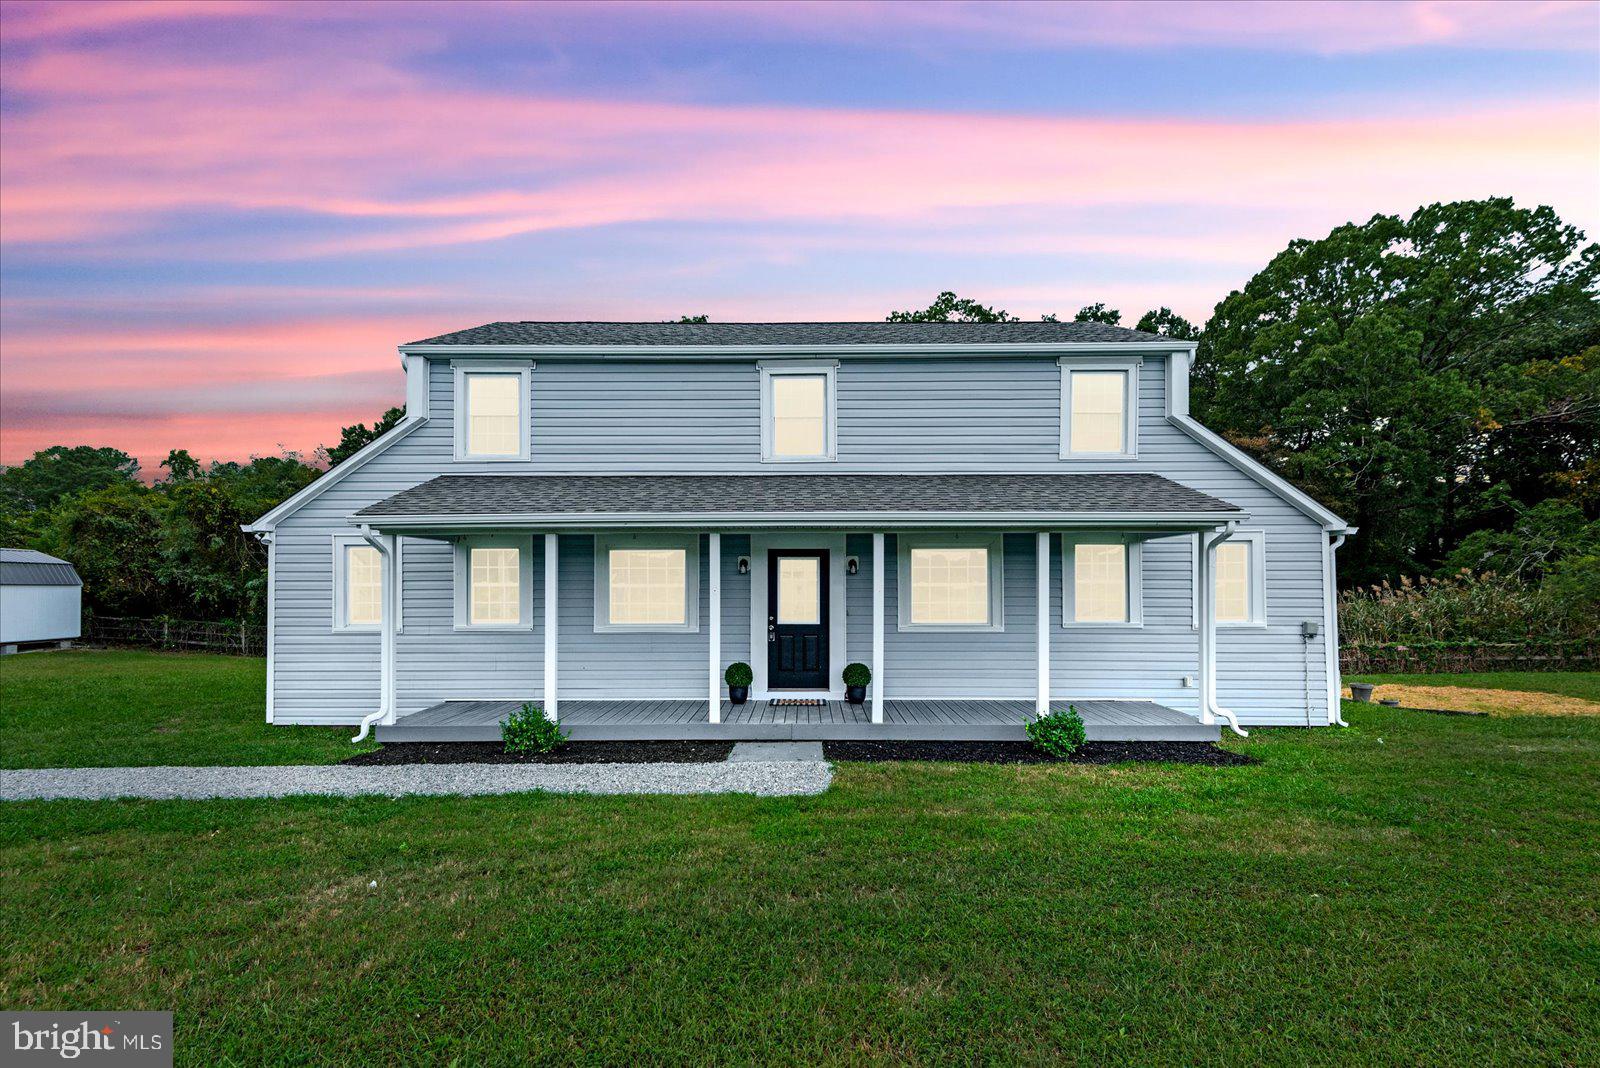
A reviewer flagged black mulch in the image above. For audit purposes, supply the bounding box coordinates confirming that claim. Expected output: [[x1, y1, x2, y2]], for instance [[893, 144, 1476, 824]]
[[342, 740, 736, 765], [822, 740, 1258, 766]]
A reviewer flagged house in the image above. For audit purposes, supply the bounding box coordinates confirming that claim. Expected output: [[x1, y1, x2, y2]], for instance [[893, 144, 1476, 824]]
[[246, 321, 1351, 744], [0, 548, 82, 653]]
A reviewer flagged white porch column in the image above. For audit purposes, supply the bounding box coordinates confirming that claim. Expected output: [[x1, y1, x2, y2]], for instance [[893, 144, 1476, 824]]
[[543, 533, 559, 722], [871, 532, 885, 725], [708, 532, 722, 723], [1036, 531, 1050, 715]]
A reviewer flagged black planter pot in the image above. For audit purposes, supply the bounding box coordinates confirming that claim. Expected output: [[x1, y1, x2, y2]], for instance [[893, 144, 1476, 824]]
[[845, 685, 867, 705], [728, 686, 749, 705]]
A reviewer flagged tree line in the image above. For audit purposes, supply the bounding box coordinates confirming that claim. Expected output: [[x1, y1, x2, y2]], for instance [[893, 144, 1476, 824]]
[[2, 197, 1595, 627]]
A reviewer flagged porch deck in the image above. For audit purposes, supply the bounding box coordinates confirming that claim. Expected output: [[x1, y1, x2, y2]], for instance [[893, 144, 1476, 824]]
[[374, 698, 1217, 743]]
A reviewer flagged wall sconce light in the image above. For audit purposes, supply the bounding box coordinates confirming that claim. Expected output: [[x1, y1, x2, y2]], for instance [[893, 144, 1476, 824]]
[[737, 556, 750, 575], [846, 556, 859, 576]]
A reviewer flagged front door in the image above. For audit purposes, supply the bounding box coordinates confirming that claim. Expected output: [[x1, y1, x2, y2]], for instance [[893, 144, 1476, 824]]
[[768, 550, 829, 690]]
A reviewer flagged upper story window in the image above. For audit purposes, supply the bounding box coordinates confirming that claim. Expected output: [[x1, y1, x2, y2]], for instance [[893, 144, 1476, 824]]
[[1060, 358, 1138, 458], [1213, 531, 1266, 626], [454, 362, 532, 461], [453, 535, 534, 629], [594, 533, 700, 632], [760, 362, 837, 462], [897, 533, 1005, 632], [1062, 535, 1143, 626]]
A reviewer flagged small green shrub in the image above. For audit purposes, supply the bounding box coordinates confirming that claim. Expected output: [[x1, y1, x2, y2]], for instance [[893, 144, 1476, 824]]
[[1025, 705, 1087, 759], [842, 662, 871, 687], [501, 702, 567, 754], [725, 662, 753, 688]]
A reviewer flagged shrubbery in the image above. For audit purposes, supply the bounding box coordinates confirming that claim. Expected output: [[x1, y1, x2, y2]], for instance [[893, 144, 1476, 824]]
[[501, 702, 568, 754], [1338, 569, 1598, 648], [1025, 706, 1087, 759]]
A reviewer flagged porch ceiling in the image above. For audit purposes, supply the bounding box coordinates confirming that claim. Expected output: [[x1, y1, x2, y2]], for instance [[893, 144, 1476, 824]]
[[352, 473, 1245, 531]]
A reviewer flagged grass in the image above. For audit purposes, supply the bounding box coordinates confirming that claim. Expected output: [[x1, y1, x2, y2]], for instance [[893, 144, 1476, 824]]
[[0, 649, 371, 768], [1350, 670, 1600, 702], [3, 681, 1598, 1062]]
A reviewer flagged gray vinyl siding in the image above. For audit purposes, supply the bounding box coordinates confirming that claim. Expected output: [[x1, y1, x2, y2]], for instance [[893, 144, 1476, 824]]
[[268, 354, 1331, 726]]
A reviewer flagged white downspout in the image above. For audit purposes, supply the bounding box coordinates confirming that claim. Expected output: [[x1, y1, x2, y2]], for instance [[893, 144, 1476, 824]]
[[1200, 525, 1248, 738], [352, 526, 397, 743], [1326, 532, 1349, 727]]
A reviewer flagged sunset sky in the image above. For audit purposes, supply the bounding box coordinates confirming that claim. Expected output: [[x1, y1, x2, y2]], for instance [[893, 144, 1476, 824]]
[[2, 0, 1597, 470]]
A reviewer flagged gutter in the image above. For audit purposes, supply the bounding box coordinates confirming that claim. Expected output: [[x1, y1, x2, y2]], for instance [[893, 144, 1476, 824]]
[[348, 509, 1249, 533], [351, 526, 397, 744], [1200, 525, 1249, 738], [397, 341, 1200, 359], [1326, 532, 1351, 727]]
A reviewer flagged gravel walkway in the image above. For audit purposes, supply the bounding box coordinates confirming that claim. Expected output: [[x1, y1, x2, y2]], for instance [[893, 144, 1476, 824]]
[[0, 761, 832, 801]]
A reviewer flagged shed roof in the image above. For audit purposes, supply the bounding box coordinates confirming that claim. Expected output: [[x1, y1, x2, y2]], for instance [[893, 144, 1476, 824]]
[[405, 320, 1177, 348], [0, 548, 82, 586], [354, 473, 1243, 529]]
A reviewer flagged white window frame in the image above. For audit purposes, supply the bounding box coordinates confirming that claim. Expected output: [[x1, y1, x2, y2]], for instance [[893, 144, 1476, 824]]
[[453, 360, 532, 461], [332, 533, 399, 633], [1059, 357, 1139, 459], [1061, 534, 1143, 627], [453, 535, 535, 630], [759, 360, 838, 463], [593, 532, 701, 633], [1212, 529, 1267, 628], [896, 532, 1005, 633]]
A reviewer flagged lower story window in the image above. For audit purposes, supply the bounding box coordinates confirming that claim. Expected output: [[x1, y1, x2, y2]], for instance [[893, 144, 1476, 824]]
[[897, 535, 1004, 631], [333, 535, 385, 631], [1212, 531, 1265, 626], [1063, 536, 1142, 625], [454, 536, 533, 629], [594, 534, 700, 632]]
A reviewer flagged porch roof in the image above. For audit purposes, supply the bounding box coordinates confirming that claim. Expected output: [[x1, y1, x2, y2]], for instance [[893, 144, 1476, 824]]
[[352, 473, 1246, 530]]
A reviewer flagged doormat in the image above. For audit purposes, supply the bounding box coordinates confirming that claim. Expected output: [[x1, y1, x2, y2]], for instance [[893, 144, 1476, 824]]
[[771, 699, 826, 707]]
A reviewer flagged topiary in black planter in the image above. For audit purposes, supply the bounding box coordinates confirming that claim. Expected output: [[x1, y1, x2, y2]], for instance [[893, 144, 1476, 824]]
[[842, 662, 871, 705], [725, 661, 753, 705]]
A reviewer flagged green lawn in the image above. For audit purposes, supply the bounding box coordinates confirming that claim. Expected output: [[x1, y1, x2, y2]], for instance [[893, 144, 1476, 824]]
[[1350, 670, 1600, 702], [0, 649, 370, 768], [3, 683, 1597, 1062]]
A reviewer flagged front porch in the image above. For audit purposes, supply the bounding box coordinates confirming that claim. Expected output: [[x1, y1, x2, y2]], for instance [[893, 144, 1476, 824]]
[[375, 697, 1218, 743]]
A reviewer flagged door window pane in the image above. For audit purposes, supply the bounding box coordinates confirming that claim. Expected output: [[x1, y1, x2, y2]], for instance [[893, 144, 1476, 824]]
[[345, 544, 382, 626], [1073, 543, 1127, 623], [470, 546, 521, 624], [771, 374, 828, 458], [609, 548, 687, 626], [776, 557, 821, 624], [466, 373, 522, 456], [910, 547, 989, 625], [1070, 371, 1126, 453], [1215, 541, 1251, 623]]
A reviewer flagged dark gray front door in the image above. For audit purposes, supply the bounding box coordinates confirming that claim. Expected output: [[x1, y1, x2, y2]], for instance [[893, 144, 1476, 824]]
[[768, 550, 828, 690]]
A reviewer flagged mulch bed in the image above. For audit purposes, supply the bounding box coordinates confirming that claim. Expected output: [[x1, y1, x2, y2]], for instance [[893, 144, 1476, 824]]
[[343, 740, 736, 765], [822, 740, 1258, 766]]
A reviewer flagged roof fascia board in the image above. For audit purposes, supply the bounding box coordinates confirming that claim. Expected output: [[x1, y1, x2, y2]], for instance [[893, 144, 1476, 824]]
[[397, 341, 1198, 359], [1168, 414, 1348, 531], [353, 509, 1247, 532], [245, 416, 428, 533]]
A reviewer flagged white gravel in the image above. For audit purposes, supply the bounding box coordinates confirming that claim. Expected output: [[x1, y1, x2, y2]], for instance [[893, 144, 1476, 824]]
[[0, 760, 832, 801]]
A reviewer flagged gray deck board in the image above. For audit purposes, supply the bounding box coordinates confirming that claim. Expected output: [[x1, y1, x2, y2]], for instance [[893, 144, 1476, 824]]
[[378, 695, 1214, 743]]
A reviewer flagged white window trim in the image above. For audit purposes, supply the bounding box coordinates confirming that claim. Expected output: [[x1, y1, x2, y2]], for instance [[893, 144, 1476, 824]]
[[1213, 529, 1267, 628], [593, 532, 701, 633], [453, 534, 535, 630], [1059, 356, 1139, 459], [1060, 533, 1143, 627], [896, 532, 1005, 633], [453, 360, 533, 461], [759, 360, 838, 463], [332, 533, 400, 633]]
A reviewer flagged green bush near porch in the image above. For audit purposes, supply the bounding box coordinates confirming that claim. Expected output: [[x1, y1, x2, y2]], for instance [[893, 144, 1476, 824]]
[[1025, 704, 1087, 757]]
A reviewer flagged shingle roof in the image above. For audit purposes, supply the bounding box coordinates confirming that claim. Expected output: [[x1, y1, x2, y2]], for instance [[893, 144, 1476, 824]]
[[0, 548, 81, 586], [405, 321, 1176, 347], [354, 474, 1241, 522]]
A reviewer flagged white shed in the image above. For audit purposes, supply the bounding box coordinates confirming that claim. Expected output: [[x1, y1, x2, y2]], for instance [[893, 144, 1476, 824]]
[[0, 548, 82, 652]]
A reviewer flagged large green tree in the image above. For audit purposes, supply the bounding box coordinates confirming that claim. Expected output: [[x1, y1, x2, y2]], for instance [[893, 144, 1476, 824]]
[[325, 406, 405, 466], [0, 445, 140, 511], [888, 291, 1019, 323], [1195, 198, 1600, 584]]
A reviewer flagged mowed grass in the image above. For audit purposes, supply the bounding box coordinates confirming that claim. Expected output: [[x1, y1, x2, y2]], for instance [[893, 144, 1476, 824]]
[[0, 649, 370, 768], [3, 702, 1597, 1064], [1351, 670, 1600, 703]]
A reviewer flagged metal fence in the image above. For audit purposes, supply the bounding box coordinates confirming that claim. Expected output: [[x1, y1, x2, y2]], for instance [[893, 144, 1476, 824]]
[[83, 616, 267, 657]]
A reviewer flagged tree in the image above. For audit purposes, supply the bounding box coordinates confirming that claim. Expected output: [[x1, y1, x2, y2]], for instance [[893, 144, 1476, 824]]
[[888, 291, 1018, 323], [1073, 303, 1122, 325], [160, 449, 203, 483], [326, 406, 405, 466], [0, 445, 139, 511], [675, 314, 710, 324], [1135, 307, 1200, 341], [38, 482, 167, 617], [1195, 197, 1600, 584]]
